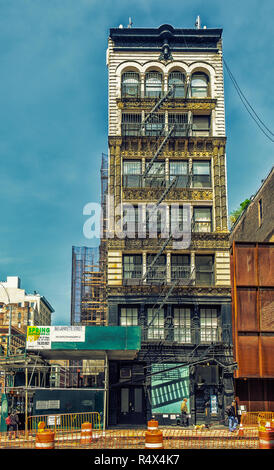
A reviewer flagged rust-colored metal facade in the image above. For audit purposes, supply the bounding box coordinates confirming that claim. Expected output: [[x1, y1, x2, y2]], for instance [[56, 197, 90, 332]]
[[230, 241, 274, 411]]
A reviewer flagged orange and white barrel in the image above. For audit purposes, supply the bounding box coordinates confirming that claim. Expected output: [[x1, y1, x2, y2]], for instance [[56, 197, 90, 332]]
[[35, 430, 55, 449], [238, 423, 244, 437], [145, 429, 163, 449], [147, 419, 158, 431], [80, 422, 93, 445], [259, 422, 274, 449]]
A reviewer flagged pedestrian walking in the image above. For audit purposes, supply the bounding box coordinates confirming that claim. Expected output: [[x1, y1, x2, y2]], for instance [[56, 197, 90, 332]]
[[5, 413, 11, 433], [180, 398, 189, 427], [9, 410, 19, 439], [225, 400, 238, 432]]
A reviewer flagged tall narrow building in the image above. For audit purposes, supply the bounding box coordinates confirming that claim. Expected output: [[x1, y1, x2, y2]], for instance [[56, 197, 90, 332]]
[[105, 23, 234, 426]]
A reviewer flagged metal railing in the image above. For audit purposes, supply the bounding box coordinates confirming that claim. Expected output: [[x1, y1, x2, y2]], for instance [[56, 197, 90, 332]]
[[27, 411, 102, 434], [241, 412, 274, 427], [141, 326, 224, 344], [123, 174, 211, 189], [122, 267, 214, 287], [170, 266, 192, 282]]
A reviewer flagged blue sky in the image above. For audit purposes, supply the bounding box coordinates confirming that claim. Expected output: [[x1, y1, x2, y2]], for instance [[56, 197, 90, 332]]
[[0, 0, 273, 324]]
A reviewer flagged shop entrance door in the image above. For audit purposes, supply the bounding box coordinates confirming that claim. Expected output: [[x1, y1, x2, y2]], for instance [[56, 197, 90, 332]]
[[118, 386, 145, 425]]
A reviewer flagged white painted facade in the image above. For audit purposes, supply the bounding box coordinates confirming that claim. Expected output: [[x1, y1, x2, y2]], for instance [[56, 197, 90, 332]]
[[0, 276, 54, 325], [107, 39, 225, 137]]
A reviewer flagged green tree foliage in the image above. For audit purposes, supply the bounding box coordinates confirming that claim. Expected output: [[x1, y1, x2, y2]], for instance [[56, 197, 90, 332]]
[[229, 199, 251, 226]]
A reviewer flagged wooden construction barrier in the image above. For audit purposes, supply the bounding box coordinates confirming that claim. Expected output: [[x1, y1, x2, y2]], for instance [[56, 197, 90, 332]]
[[35, 430, 55, 449]]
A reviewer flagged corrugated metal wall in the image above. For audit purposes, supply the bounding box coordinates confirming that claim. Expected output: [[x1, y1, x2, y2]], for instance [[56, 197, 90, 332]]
[[230, 242, 274, 379]]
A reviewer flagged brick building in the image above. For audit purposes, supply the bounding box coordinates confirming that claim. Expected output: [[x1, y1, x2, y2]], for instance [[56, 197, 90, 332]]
[[230, 167, 274, 243]]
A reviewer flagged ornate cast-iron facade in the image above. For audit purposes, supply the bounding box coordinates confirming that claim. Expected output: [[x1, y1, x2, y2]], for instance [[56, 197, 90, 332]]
[[105, 24, 234, 426]]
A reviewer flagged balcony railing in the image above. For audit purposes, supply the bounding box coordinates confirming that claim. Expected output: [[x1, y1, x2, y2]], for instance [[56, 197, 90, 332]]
[[122, 267, 214, 286], [120, 88, 211, 100], [146, 266, 167, 284], [141, 326, 224, 343], [123, 174, 212, 189], [170, 266, 192, 283]]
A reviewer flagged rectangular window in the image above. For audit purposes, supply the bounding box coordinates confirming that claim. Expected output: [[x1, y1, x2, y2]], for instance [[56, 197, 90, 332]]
[[170, 205, 189, 235], [145, 160, 165, 188], [193, 207, 212, 232], [123, 255, 142, 280], [200, 308, 219, 343], [146, 254, 166, 283], [121, 113, 141, 136], [145, 113, 165, 136], [168, 113, 188, 136], [171, 254, 191, 280], [147, 307, 165, 340], [173, 307, 191, 343], [123, 205, 140, 235], [192, 161, 211, 187], [123, 160, 142, 187], [195, 255, 214, 286], [192, 115, 210, 136], [169, 161, 188, 187], [120, 307, 138, 326]]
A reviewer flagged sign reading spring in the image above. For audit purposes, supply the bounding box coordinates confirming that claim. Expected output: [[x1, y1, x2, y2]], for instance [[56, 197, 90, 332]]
[[27, 326, 51, 349]]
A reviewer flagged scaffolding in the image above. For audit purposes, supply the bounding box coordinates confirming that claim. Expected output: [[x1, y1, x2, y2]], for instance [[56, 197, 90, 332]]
[[71, 154, 108, 327]]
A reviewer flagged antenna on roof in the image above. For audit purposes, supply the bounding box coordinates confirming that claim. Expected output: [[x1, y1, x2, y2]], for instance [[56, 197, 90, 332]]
[[195, 15, 201, 29], [127, 17, 133, 28]]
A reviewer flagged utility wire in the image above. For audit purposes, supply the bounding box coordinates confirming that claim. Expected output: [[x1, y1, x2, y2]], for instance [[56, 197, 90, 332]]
[[223, 58, 274, 143]]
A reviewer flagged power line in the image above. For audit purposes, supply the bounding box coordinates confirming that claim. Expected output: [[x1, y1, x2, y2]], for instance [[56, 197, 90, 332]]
[[223, 58, 274, 143]]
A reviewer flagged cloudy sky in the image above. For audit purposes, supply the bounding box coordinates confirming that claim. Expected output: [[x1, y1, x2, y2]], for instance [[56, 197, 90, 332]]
[[0, 0, 273, 324]]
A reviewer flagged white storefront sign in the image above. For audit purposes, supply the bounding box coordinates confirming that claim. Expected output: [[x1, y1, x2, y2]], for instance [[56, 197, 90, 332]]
[[27, 326, 85, 349]]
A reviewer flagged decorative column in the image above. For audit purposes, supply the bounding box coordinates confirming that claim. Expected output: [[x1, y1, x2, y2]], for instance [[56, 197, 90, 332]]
[[108, 140, 115, 233], [219, 144, 228, 232], [115, 139, 122, 228], [213, 143, 221, 232]]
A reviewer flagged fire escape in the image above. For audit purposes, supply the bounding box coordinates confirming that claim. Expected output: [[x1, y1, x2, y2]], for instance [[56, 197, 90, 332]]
[[120, 79, 234, 387], [137, 83, 193, 345]]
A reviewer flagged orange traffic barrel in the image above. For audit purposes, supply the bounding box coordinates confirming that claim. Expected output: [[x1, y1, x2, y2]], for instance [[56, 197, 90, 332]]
[[81, 422, 93, 445], [238, 423, 244, 437], [147, 419, 158, 431], [35, 430, 55, 449], [145, 429, 163, 449], [259, 422, 274, 449]]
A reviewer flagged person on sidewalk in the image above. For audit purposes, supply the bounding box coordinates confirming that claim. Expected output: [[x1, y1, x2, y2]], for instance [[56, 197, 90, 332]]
[[225, 400, 238, 432], [9, 410, 19, 439], [180, 398, 189, 427]]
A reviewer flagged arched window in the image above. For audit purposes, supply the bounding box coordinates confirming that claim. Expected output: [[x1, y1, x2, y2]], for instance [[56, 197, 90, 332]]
[[145, 71, 163, 98], [168, 71, 185, 98], [191, 72, 209, 98], [121, 72, 140, 98]]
